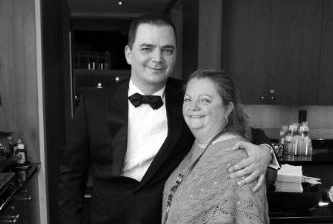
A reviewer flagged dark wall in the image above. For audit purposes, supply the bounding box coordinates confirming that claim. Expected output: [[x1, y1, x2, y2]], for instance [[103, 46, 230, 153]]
[[41, 0, 70, 223], [182, 0, 199, 78]]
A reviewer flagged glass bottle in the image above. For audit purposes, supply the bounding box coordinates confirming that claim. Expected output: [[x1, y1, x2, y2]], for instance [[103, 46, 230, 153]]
[[285, 126, 293, 161], [104, 51, 111, 70], [279, 125, 288, 160], [15, 138, 27, 165], [6, 136, 15, 158], [287, 124, 295, 160], [302, 122, 312, 160], [0, 142, 6, 158]]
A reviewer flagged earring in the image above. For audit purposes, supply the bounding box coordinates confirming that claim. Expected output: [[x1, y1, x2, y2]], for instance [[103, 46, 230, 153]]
[[224, 116, 229, 126]]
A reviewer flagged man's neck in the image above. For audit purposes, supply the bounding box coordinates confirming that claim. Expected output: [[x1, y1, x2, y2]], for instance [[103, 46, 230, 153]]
[[130, 79, 166, 95]]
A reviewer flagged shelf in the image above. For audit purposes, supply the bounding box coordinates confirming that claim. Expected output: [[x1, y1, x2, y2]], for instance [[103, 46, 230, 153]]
[[73, 69, 130, 90], [279, 149, 333, 165], [73, 69, 130, 76]]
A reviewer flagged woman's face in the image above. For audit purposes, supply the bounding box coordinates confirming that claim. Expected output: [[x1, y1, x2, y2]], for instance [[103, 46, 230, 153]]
[[183, 77, 233, 140]]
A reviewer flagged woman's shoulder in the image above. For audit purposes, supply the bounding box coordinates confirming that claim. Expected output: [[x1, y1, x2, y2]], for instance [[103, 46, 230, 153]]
[[213, 133, 245, 144], [211, 133, 248, 151], [208, 133, 249, 162]]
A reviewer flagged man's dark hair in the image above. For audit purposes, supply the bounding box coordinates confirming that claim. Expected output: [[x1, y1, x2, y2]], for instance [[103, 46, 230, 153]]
[[127, 14, 177, 48]]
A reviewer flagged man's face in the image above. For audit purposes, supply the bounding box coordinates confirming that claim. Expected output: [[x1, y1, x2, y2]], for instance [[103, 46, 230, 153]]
[[125, 23, 176, 93]]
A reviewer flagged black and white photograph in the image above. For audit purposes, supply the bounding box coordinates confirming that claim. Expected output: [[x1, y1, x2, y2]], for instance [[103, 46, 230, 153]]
[[1, 0, 333, 223]]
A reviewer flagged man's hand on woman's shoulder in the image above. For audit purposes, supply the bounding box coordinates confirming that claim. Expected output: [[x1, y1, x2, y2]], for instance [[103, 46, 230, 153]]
[[227, 141, 272, 192]]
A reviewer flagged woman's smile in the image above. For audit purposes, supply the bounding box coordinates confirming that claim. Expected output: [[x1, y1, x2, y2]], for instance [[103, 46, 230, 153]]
[[182, 77, 233, 142]]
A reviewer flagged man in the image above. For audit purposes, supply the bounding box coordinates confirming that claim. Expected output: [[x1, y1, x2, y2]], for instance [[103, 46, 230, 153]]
[[58, 14, 276, 224]]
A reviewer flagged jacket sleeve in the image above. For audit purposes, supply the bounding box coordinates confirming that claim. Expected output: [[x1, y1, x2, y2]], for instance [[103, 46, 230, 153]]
[[57, 95, 90, 224], [250, 128, 271, 145], [207, 150, 269, 224], [250, 127, 279, 185]]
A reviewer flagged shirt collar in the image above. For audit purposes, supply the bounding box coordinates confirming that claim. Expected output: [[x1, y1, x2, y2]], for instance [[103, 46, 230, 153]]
[[128, 80, 166, 100]]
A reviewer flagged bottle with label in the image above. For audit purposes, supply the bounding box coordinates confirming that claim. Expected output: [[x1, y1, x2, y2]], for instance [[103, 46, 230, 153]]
[[284, 128, 293, 161], [279, 125, 288, 160], [6, 136, 15, 158], [0, 142, 6, 157], [301, 122, 312, 160], [290, 123, 299, 158], [15, 138, 27, 165]]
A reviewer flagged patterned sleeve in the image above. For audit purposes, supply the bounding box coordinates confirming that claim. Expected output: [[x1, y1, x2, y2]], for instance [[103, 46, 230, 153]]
[[190, 179, 268, 224], [232, 180, 269, 224], [188, 148, 269, 224]]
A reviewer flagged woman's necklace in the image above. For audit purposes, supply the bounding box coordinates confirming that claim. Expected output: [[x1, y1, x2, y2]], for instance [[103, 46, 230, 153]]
[[163, 131, 225, 224], [196, 141, 208, 149]]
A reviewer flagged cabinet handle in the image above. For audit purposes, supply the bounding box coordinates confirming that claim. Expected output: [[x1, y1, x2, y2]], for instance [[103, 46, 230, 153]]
[[84, 193, 92, 199], [259, 95, 265, 103], [0, 214, 20, 223]]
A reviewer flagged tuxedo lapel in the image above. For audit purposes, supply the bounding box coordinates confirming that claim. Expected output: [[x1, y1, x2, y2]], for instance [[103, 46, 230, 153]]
[[138, 79, 185, 187], [107, 80, 129, 176]]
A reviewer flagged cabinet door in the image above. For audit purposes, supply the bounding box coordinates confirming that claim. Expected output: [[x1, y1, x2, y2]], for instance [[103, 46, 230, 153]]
[[223, 0, 271, 104], [270, 0, 322, 105], [317, 1, 333, 105], [14, 172, 38, 224], [0, 172, 38, 224], [223, 0, 322, 105], [0, 0, 16, 131]]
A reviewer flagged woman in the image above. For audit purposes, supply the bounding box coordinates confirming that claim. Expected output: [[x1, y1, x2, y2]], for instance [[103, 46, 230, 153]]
[[162, 69, 269, 224]]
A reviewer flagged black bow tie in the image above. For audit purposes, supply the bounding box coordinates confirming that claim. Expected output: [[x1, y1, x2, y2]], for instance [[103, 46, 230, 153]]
[[128, 93, 163, 110]]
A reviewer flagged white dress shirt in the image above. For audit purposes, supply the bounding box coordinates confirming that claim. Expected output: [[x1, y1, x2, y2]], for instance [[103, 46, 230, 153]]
[[122, 80, 168, 181]]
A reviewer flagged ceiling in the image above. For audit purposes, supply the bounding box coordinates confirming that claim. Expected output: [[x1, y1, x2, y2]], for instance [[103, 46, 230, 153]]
[[67, 0, 177, 18]]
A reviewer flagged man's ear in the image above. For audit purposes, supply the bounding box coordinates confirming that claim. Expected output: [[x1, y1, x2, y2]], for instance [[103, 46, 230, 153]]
[[124, 45, 132, 65]]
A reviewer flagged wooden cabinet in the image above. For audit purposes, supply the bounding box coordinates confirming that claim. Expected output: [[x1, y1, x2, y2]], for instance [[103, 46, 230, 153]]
[[0, 181, 36, 224], [0, 165, 39, 224], [317, 1, 333, 105], [12, 171, 39, 224], [270, 0, 322, 105], [222, 0, 333, 105], [222, 0, 271, 104]]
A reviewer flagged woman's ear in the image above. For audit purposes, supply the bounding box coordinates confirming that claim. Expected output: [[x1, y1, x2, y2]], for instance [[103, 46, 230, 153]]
[[225, 102, 234, 120]]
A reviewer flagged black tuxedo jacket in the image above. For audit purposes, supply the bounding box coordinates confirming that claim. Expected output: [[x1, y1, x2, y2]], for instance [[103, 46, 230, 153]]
[[58, 78, 194, 224], [57, 77, 271, 224]]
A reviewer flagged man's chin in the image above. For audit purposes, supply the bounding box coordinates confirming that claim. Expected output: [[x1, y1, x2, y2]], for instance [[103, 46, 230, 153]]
[[147, 75, 169, 84]]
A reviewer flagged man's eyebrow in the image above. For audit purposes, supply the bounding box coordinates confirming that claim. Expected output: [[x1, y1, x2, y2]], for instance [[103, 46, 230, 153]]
[[138, 43, 175, 49], [139, 43, 155, 47], [162, 45, 175, 49]]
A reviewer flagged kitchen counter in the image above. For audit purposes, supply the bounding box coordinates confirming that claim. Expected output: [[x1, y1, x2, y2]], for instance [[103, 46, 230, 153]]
[[269, 153, 333, 224], [271, 207, 333, 223], [269, 183, 333, 223]]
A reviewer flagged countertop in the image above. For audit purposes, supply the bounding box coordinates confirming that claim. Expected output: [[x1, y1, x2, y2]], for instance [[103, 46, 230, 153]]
[[269, 150, 333, 223]]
